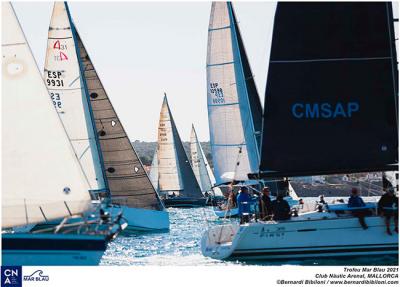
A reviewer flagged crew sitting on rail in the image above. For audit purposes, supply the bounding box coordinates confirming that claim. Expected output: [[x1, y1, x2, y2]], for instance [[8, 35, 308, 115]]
[[378, 188, 399, 235], [271, 194, 291, 221], [348, 188, 368, 230], [237, 186, 255, 224]]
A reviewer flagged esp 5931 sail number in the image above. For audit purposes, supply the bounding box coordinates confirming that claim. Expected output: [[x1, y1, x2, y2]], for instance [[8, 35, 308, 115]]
[[210, 82, 225, 104]]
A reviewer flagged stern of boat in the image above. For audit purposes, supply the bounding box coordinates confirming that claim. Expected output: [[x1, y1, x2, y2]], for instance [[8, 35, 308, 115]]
[[201, 224, 240, 260]]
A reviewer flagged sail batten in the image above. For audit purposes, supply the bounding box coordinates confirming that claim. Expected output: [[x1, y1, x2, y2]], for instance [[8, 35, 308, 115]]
[[259, 2, 398, 178], [207, 2, 262, 184], [2, 2, 91, 228]]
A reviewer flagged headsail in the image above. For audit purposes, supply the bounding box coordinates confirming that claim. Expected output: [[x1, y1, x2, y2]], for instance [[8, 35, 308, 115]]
[[260, 2, 398, 177], [44, 2, 106, 191], [207, 2, 262, 184], [2, 2, 91, 228], [190, 125, 222, 196], [149, 150, 159, 191], [75, 29, 163, 210], [157, 96, 204, 198]]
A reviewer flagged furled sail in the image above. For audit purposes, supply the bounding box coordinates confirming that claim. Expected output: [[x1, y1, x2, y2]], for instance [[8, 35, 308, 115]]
[[75, 30, 163, 210], [157, 96, 204, 198], [260, 2, 398, 177], [190, 125, 222, 196], [2, 2, 91, 228], [44, 2, 106, 191], [207, 2, 262, 184]]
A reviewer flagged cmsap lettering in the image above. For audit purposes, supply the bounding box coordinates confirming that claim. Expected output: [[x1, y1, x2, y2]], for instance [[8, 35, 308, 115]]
[[292, 102, 359, 119]]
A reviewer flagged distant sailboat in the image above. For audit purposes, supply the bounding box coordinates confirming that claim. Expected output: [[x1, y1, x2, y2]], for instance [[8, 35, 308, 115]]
[[149, 150, 159, 191], [207, 2, 263, 184], [156, 95, 206, 207], [202, 2, 398, 261], [44, 2, 169, 231], [1, 2, 115, 265], [190, 125, 223, 197]]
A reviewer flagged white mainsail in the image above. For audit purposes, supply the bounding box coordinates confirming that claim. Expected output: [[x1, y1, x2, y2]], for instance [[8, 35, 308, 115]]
[[44, 2, 106, 191], [2, 2, 92, 228], [149, 150, 159, 191], [190, 125, 222, 196], [157, 96, 184, 192], [207, 2, 261, 184]]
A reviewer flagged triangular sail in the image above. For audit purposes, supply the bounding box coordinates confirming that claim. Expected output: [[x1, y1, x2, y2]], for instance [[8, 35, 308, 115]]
[[149, 150, 159, 191], [260, 2, 398, 177], [2, 2, 91, 228], [44, 2, 106, 191], [158, 97, 204, 198], [75, 30, 163, 210], [207, 2, 262, 184]]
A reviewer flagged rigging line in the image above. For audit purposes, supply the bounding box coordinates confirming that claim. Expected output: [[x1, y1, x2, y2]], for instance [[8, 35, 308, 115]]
[[2, 42, 26, 47]]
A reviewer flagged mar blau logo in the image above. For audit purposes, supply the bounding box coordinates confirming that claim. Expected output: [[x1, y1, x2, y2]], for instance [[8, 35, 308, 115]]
[[1, 266, 22, 287], [23, 270, 49, 282]]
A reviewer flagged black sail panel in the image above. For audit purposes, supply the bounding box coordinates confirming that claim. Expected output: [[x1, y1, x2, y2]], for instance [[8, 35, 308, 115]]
[[76, 31, 163, 210], [260, 2, 398, 177]]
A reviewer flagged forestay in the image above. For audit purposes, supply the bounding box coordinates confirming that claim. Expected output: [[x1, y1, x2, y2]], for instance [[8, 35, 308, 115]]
[[2, 2, 91, 228], [207, 2, 262, 184], [44, 2, 106, 191], [75, 30, 162, 210], [158, 97, 204, 198], [260, 2, 398, 177]]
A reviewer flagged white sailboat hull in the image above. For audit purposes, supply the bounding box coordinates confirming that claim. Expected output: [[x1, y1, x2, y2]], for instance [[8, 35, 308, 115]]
[[2, 233, 107, 266], [112, 206, 169, 232], [201, 213, 398, 261], [213, 207, 239, 218]]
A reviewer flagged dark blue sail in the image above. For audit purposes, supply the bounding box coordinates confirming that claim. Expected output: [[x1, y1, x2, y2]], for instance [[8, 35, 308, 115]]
[[259, 2, 398, 177]]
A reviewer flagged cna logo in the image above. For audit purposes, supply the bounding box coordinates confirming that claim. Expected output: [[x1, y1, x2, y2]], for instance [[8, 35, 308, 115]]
[[23, 270, 49, 282], [1, 266, 22, 287]]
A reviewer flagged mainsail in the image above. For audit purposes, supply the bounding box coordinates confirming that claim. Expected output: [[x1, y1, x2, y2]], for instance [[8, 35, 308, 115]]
[[190, 125, 222, 196], [207, 2, 262, 184], [259, 2, 398, 177], [44, 2, 106, 191], [75, 29, 163, 210], [2, 2, 91, 228], [157, 96, 204, 198]]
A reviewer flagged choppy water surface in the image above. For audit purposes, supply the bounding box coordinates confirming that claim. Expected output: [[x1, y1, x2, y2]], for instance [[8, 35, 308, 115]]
[[101, 198, 398, 266]]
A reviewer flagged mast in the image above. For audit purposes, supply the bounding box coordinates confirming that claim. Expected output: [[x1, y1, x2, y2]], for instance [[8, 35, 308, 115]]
[[259, 2, 399, 178], [74, 26, 163, 210], [2, 2, 91, 228], [44, 2, 107, 192], [206, 2, 262, 184]]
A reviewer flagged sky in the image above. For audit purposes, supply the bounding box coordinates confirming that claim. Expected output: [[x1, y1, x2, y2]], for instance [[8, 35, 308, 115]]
[[13, 1, 277, 142]]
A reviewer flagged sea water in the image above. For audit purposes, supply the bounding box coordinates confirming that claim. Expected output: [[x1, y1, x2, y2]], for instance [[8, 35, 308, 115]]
[[101, 198, 398, 266]]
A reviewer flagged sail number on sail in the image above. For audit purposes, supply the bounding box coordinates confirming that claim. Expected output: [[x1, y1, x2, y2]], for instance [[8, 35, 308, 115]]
[[209, 82, 225, 104], [291, 102, 360, 119]]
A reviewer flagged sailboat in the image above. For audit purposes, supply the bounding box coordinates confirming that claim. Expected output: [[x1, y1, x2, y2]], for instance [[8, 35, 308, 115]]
[[1, 2, 117, 265], [42, 2, 169, 232], [202, 2, 398, 261], [190, 124, 223, 198], [156, 95, 207, 207]]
